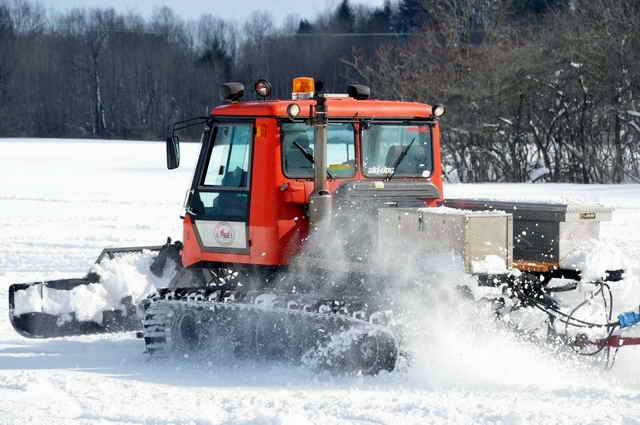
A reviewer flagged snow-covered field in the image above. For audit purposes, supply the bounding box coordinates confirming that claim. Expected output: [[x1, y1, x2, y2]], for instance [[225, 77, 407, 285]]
[[1, 138, 640, 425]]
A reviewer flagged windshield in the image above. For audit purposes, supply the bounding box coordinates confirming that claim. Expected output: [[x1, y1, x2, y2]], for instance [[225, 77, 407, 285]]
[[362, 123, 432, 178], [281, 122, 355, 178]]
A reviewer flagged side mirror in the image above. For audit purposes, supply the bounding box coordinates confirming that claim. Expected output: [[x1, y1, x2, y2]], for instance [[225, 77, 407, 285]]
[[166, 135, 180, 169]]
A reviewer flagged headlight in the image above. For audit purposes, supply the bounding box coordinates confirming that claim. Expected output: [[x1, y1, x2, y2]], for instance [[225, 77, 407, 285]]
[[287, 103, 301, 119], [433, 104, 446, 118], [254, 79, 272, 98]]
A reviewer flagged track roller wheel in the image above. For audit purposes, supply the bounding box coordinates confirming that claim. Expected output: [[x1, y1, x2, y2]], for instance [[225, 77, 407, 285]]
[[171, 310, 201, 352], [347, 330, 398, 375]]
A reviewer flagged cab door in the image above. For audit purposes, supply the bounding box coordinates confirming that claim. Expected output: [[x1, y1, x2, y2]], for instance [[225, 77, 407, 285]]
[[187, 120, 254, 254]]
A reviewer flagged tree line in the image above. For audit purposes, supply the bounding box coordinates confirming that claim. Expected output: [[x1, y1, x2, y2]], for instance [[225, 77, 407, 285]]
[[0, 0, 639, 183], [352, 0, 640, 183]]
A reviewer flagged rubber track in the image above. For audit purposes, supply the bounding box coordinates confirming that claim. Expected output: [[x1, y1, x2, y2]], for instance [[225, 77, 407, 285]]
[[142, 292, 398, 374]]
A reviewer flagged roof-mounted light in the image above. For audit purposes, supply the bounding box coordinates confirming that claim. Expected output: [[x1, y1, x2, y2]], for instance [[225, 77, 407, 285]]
[[254, 79, 272, 98], [222, 82, 245, 103], [433, 104, 446, 118], [292, 77, 315, 100], [347, 84, 370, 100]]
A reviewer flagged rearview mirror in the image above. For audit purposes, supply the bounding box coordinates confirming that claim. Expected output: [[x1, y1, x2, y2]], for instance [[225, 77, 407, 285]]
[[166, 135, 180, 169]]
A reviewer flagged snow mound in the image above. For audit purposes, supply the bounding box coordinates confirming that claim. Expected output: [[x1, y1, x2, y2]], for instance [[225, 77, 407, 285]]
[[560, 238, 628, 281], [92, 250, 177, 304], [471, 255, 508, 274], [13, 250, 177, 323]]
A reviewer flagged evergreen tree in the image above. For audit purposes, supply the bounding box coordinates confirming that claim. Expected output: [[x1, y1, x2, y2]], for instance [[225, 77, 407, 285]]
[[363, 1, 393, 33], [297, 18, 313, 34], [512, 0, 568, 15], [197, 38, 233, 80], [396, 0, 432, 33], [334, 0, 355, 32]]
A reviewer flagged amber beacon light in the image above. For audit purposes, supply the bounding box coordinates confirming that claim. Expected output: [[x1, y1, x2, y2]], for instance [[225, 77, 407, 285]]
[[291, 77, 315, 100]]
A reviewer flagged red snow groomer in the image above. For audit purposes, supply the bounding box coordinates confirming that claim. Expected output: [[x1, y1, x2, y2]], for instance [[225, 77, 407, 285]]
[[9, 77, 640, 373]]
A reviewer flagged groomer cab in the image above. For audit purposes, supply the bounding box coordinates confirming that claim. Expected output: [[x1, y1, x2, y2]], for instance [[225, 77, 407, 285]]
[[165, 77, 446, 268]]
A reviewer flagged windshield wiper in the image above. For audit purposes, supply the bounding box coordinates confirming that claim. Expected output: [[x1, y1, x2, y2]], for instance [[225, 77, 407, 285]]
[[385, 137, 416, 181], [293, 141, 335, 180]]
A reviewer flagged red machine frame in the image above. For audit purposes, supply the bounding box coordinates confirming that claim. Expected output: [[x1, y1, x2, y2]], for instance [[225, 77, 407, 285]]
[[181, 99, 443, 268]]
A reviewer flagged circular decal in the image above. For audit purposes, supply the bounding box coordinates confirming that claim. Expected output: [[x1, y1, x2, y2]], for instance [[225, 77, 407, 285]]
[[214, 222, 235, 246]]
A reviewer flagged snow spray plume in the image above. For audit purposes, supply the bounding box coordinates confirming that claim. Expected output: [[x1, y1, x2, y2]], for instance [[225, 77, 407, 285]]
[[302, 206, 620, 389], [90, 252, 178, 319]]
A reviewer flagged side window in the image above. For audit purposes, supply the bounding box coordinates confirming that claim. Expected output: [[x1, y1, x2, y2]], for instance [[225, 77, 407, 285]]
[[203, 124, 252, 187], [281, 122, 355, 178], [191, 122, 253, 221]]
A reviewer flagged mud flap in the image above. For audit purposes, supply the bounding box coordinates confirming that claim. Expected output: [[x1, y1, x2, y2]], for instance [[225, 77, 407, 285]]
[[8, 244, 169, 338]]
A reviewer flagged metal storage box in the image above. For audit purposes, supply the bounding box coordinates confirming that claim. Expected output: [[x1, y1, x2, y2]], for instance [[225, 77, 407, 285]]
[[377, 207, 513, 274], [444, 199, 613, 270]]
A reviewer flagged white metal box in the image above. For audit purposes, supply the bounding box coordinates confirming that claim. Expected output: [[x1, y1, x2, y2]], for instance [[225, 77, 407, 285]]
[[377, 207, 513, 274], [444, 199, 613, 268], [559, 204, 612, 268]]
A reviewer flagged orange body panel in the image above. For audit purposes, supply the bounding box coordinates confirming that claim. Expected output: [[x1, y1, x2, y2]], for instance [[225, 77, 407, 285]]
[[214, 98, 437, 120], [182, 97, 444, 268], [512, 260, 559, 273]]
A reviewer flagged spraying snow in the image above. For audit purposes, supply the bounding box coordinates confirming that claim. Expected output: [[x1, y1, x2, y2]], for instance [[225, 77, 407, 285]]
[[12, 250, 178, 322], [560, 238, 628, 281]]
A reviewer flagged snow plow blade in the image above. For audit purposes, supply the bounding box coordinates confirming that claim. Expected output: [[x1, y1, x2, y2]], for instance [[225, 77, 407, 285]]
[[8, 245, 164, 339]]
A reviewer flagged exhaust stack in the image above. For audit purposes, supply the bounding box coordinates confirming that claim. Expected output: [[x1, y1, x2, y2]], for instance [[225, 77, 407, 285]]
[[308, 94, 331, 231]]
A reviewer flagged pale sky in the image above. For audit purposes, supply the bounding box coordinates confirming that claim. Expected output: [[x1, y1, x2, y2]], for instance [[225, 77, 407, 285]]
[[39, 0, 387, 26]]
